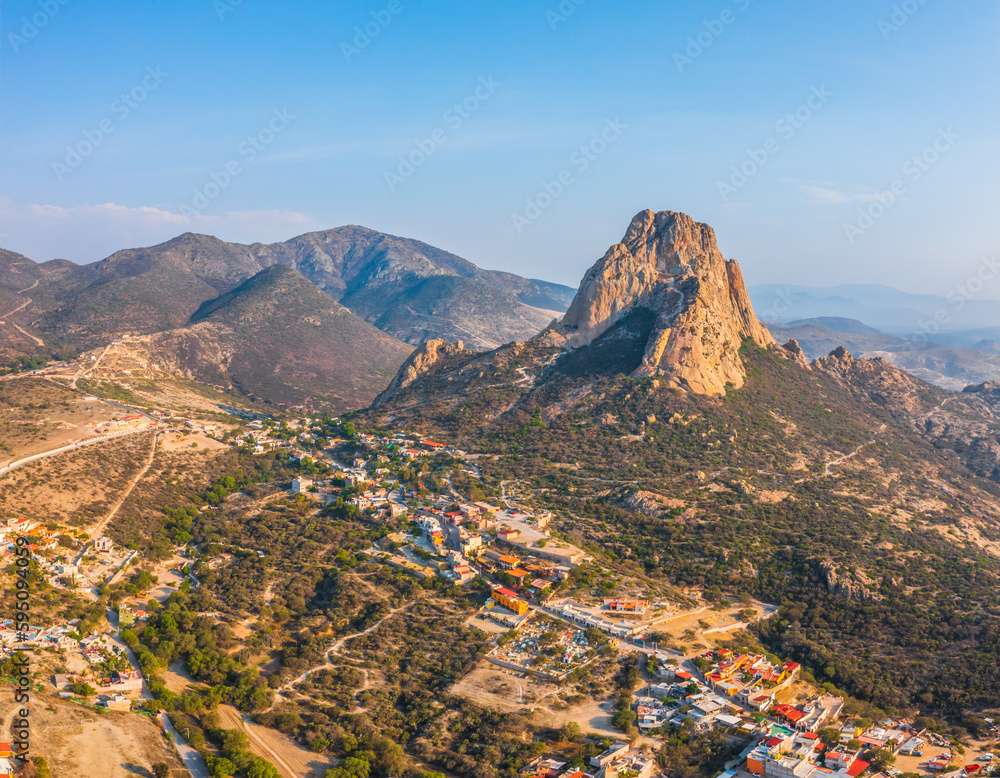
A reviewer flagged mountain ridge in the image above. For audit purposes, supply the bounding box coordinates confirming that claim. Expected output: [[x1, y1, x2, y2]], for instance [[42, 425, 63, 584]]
[[0, 224, 576, 356], [97, 264, 413, 410], [367, 209, 1000, 717]]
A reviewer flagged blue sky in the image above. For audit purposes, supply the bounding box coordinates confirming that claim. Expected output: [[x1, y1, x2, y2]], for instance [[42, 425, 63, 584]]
[[1, 0, 998, 295]]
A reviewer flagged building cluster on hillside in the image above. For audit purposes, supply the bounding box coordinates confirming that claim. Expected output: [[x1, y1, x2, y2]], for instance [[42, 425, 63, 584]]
[[313, 424, 590, 603], [548, 600, 649, 639], [634, 671, 750, 735], [0, 516, 59, 556], [740, 710, 997, 778], [0, 619, 77, 653], [699, 648, 801, 711], [520, 742, 658, 778], [590, 742, 658, 778], [744, 725, 860, 778], [0, 741, 14, 778], [627, 658, 847, 744]]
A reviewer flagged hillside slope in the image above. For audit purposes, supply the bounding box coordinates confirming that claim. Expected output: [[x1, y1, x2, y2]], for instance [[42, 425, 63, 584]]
[[17, 226, 573, 354], [368, 209, 1000, 719], [118, 265, 413, 410]]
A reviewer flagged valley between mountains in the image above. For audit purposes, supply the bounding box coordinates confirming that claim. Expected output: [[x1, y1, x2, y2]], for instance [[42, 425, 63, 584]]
[[2, 210, 999, 778]]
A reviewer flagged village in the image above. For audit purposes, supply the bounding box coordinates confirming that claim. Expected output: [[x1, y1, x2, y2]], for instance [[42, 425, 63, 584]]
[[264, 420, 1000, 778], [2, 405, 1000, 778]]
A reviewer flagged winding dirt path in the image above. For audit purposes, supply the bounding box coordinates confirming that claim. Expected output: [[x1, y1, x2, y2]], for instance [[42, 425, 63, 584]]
[[0, 296, 31, 319], [275, 599, 413, 698], [72, 340, 116, 388], [89, 431, 159, 539], [823, 423, 886, 476], [0, 426, 150, 477], [12, 322, 44, 347]]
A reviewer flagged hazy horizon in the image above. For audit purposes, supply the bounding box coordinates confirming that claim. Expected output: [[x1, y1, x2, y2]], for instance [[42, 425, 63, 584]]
[[2, 0, 998, 296]]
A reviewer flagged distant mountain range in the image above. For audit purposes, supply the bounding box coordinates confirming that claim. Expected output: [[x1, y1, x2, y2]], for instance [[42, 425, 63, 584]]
[[768, 316, 1000, 390], [750, 282, 1000, 334], [0, 227, 575, 409], [749, 284, 1000, 389]]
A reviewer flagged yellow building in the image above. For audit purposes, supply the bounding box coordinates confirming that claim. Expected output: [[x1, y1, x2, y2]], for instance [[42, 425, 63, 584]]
[[493, 586, 530, 616]]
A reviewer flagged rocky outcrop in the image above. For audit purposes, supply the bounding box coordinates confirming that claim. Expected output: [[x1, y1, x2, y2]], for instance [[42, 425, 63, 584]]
[[374, 338, 470, 406], [781, 338, 810, 367], [814, 346, 924, 414], [964, 381, 1000, 398], [618, 488, 686, 513], [816, 559, 884, 602], [559, 209, 775, 396]]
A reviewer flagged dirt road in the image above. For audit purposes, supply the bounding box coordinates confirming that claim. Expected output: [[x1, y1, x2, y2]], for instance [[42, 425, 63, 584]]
[[161, 712, 210, 778], [88, 431, 158, 538], [0, 426, 151, 477]]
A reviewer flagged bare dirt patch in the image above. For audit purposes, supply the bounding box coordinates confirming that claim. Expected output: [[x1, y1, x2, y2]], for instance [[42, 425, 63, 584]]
[[0, 376, 121, 460], [218, 704, 334, 778], [0, 431, 156, 525], [0, 694, 182, 776]]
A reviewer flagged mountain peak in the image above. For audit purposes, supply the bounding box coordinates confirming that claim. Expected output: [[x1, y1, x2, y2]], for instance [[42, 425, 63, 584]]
[[558, 209, 774, 395], [189, 263, 325, 324]]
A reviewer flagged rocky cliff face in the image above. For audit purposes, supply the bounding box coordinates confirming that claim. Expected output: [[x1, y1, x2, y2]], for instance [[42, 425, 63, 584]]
[[375, 338, 471, 405], [559, 210, 775, 395]]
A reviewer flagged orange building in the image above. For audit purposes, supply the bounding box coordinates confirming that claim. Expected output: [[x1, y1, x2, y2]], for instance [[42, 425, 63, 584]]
[[493, 586, 530, 616]]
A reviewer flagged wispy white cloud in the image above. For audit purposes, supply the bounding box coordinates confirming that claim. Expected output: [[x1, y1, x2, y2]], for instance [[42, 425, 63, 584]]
[[798, 183, 893, 205], [0, 197, 317, 262]]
